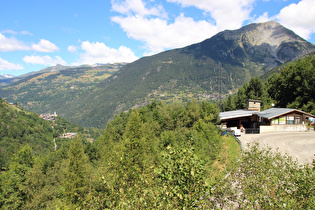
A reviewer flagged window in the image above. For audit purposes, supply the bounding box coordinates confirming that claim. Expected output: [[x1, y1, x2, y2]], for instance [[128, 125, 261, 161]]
[[287, 116, 294, 124], [295, 116, 301, 124], [279, 117, 286, 124], [271, 118, 278, 124]]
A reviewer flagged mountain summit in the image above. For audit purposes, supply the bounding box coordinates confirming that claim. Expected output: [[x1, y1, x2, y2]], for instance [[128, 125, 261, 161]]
[[1, 21, 315, 128], [187, 21, 315, 68]]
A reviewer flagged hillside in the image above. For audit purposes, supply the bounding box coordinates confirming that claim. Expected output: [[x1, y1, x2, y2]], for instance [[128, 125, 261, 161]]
[[1, 21, 315, 128], [0, 98, 58, 168], [0, 63, 124, 120], [63, 21, 315, 128], [222, 52, 315, 115], [0, 100, 241, 209], [260, 51, 315, 81]]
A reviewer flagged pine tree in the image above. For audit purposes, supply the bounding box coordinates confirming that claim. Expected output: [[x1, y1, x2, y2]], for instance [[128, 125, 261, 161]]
[[0, 145, 34, 209], [63, 137, 90, 205], [121, 110, 145, 184]]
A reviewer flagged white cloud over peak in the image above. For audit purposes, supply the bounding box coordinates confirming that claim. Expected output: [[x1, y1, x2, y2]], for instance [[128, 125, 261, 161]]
[[0, 33, 30, 51], [0, 57, 23, 70], [167, 0, 254, 29], [275, 0, 315, 40], [254, 12, 271, 24], [23, 55, 66, 66], [32, 39, 59, 52], [76, 41, 138, 65]]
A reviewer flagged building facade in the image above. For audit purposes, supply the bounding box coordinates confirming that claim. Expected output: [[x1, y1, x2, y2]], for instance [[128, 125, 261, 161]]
[[219, 100, 314, 133]]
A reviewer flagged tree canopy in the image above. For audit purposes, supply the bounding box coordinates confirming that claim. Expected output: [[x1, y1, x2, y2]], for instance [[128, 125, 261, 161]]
[[223, 54, 315, 115]]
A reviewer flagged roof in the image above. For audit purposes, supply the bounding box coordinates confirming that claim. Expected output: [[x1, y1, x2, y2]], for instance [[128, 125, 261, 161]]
[[219, 110, 258, 120], [258, 108, 314, 120]]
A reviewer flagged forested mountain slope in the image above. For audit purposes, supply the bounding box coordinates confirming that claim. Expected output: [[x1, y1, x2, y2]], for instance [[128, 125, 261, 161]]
[[0, 100, 240, 209], [0, 99, 58, 168], [63, 21, 315, 128], [1, 21, 315, 128], [0, 63, 124, 125], [223, 53, 315, 115]]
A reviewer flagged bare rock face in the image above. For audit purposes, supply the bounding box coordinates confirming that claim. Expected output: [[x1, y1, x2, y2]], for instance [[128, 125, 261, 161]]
[[193, 21, 315, 68], [224, 21, 315, 67], [240, 21, 297, 48]]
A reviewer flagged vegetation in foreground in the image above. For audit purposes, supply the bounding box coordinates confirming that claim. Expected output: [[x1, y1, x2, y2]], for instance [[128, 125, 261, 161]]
[[0, 100, 231, 209], [0, 99, 314, 209], [204, 143, 315, 209]]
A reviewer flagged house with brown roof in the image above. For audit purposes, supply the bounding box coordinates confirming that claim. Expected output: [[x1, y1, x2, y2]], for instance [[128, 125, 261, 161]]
[[220, 100, 314, 134]]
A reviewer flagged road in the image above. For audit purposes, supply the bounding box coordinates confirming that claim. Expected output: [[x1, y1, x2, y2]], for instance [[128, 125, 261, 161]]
[[238, 131, 315, 165]]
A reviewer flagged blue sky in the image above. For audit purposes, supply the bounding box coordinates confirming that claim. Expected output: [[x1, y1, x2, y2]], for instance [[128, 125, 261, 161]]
[[1, 0, 315, 76]]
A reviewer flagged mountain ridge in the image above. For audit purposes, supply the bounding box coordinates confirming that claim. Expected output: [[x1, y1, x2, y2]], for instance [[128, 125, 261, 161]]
[[1, 21, 315, 128]]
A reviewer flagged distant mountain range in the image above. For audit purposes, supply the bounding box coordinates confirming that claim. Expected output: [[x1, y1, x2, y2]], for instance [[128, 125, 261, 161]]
[[1, 21, 315, 128], [0, 74, 14, 79]]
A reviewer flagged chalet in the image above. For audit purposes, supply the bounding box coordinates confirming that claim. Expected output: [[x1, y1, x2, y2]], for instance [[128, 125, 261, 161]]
[[258, 108, 314, 133], [220, 100, 314, 134]]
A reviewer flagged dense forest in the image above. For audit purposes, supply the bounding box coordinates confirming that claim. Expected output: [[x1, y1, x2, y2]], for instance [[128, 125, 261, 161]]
[[223, 53, 315, 115], [0, 98, 59, 169], [0, 99, 102, 168], [0, 100, 242, 209]]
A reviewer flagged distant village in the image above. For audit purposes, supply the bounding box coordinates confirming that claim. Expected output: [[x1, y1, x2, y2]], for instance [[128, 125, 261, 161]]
[[40, 112, 58, 121], [40, 112, 77, 139]]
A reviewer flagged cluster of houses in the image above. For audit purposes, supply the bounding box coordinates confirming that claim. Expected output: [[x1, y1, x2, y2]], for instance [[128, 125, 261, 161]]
[[40, 112, 77, 139], [40, 112, 58, 121], [220, 100, 315, 134]]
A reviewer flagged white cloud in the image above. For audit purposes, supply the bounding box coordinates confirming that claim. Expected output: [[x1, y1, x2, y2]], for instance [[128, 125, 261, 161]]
[[167, 0, 255, 30], [32, 39, 59, 52], [76, 41, 138, 65], [23, 55, 66, 66], [20, 31, 33, 36], [1, 29, 18, 35], [111, 0, 255, 55], [0, 34, 58, 53], [275, 0, 315, 39], [1, 30, 33, 36], [111, 0, 167, 17], [0, 33, 30, 51], [0, 58, 24, 70], [68, 45, 78, 54], [254, 12, 271, 23], [112, 13, 218, 54]]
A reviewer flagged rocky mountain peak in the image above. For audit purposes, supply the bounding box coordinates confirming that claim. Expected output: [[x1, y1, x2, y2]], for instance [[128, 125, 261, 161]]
[[198, 21, 315, 67], [239, 21, 300, 49]]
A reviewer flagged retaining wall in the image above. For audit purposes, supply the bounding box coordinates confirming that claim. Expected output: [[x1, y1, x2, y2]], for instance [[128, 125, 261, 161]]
[[260, 124, 308, 133]]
